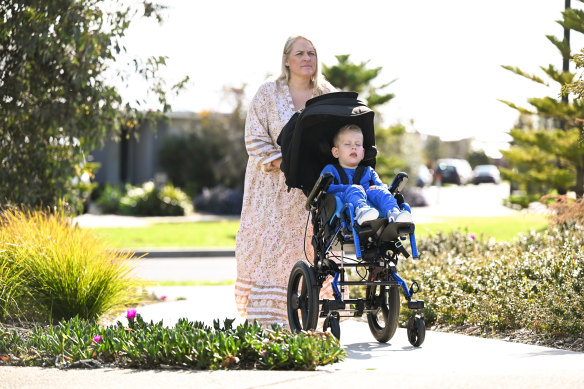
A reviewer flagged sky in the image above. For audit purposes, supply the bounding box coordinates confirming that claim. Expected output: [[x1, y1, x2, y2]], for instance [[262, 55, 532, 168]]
[[120, 0, 584, 158]]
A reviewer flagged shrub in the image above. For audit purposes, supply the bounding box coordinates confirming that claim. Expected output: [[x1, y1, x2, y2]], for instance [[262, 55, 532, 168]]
[[194, 186, 243, 215], [0, 315, 346, 370], [542, 194, 584, 226], [399, 226, 584, 337], [95, 184, 124, 214], [157, 111, 247, 195], [118, 182, 193, 216], [0, 208, 141, 322]]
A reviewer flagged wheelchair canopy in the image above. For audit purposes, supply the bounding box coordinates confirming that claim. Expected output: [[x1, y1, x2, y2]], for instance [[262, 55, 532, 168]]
[[277, 91, 377, 196]]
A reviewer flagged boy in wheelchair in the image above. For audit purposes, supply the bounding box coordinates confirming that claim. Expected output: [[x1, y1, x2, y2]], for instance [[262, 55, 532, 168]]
[[321, 123, 413, 226]]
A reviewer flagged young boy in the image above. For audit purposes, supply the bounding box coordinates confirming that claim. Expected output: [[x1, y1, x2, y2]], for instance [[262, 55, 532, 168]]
[[320, 124, 413, 226]]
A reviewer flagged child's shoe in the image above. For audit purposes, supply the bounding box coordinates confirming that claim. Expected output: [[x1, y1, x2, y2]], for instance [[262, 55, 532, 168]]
[[388, 208, 412, 223], [355, 205, 379, 225]]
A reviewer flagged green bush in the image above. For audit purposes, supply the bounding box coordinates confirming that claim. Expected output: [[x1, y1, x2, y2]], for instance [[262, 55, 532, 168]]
[[505, 193, 541, 209], [0, 315, 345, 370], [158, 111, 247, 195], [116, 181, 193, 216], [399, 226, 584, 337], [0, 208, 141, 322], [95, 184, 124, 214]]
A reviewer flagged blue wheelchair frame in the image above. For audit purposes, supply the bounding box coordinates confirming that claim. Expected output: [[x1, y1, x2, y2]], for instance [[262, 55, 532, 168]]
[[288, 171, 426, 346], [328, 196, 420, 305]]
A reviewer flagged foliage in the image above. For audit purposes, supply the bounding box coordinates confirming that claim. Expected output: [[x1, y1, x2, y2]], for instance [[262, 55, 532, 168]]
[[0, 208, 141, 322], [400, 226, 584, 337], [158, 91, 247, 195], [0, 316, 346, 370], [69, 162, 100, 214], [194, 186, 243, 215], [542, 194, 584, 226], [322, 54, 395, 114], [500, 4, 584, 197], [500, 128, 580, 194], [372, 125, 407, 181], [95, 184, 125, 214], [504, 192, 542, 209], [0, 1, 185, 211], [466, 150, 492, 169], [118, 182, 193, 216]]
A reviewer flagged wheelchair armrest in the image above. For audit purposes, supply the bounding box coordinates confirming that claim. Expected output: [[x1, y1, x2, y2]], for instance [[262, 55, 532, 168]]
[[305, 172, 333, 211]]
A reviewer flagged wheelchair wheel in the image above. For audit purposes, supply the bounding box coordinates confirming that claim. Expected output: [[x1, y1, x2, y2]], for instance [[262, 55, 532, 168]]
[[287, 261, 319, 332], [366, 285, 400, 343], [407, 315, 426, 347], [323, 313, 341, 340]]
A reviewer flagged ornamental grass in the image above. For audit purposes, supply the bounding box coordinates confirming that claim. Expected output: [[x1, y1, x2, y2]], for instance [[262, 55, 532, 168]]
[[0, 208, 141, 322]]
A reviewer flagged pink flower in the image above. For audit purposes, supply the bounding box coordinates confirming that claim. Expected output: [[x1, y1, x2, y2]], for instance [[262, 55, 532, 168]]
[[470, 233, 476, 240], [93, 335, 102, 343], [161, 295, 167, 301], [126, 308, 137, 320]]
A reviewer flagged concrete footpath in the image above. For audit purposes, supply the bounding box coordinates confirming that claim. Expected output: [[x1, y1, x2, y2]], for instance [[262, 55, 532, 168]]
[[2, 284, 584, 388]]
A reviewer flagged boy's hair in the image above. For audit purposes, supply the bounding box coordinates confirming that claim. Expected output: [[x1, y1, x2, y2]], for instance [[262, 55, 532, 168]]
[[333, 124, 363, 147]]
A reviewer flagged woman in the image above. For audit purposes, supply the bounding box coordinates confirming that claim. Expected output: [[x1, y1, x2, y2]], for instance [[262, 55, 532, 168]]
[[235, 35, 336, 328]]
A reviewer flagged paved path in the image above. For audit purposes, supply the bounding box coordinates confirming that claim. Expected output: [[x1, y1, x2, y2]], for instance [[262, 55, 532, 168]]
[[4, 284, 583, 388]]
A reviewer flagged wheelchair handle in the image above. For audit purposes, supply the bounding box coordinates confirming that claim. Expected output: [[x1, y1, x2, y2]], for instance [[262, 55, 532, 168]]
[[389, 172, 409, 194]]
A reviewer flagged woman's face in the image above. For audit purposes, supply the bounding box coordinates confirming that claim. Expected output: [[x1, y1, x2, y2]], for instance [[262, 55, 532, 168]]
[[285, 38, 316, 80]]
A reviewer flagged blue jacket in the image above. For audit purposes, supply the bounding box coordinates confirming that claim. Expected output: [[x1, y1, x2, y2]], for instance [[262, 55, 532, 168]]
[[320, 164, 385, 195]]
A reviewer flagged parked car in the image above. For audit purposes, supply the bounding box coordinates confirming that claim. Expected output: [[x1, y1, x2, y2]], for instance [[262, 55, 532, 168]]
[[435, 158, 473, 185], [416, 164, 433, 187], [472, 164, 501, 184]]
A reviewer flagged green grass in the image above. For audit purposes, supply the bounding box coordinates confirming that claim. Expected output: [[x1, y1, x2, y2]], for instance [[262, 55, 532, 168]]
[[92, 221, 240, 248], [90, 214, 549, 249], [155, 280, 235, 286], [416, 214, 549, 242]]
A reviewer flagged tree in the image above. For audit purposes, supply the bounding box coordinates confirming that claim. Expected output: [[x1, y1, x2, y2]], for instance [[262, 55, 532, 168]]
[[500, 1, 584, 198], [321, 54, 410, 181], [322, 54, 396, 113], [158, 86, 247, 194], [0, 0, 185, 211]]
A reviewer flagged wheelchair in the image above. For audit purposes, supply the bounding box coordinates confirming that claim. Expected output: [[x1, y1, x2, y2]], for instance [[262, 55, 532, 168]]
[[286, 171, 425, 346], [278, 91, 426, 346]]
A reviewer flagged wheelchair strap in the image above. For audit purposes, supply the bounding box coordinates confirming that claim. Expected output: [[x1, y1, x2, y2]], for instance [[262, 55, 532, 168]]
[[333, 164, 372, 186]]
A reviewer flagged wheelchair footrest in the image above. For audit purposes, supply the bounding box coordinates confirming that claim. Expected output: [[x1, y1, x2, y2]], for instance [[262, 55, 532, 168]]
[[407, 300, 424, 310]]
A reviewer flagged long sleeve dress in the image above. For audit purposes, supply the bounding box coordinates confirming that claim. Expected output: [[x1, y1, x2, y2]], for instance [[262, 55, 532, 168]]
[[235, 78, 335, 329]]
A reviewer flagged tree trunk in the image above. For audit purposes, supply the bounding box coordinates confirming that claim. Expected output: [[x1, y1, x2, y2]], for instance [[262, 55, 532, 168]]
[[578, 157, 584, 199]]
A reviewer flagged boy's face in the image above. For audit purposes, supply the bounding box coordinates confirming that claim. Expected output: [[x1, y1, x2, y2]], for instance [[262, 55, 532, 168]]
[[332, 130, 365, 169]]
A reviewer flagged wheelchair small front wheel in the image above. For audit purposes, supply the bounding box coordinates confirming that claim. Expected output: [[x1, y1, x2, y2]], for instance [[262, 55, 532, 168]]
[[407, 315, 426, 347], [287, 261, 319, 332], [323, 313, 341, 340]]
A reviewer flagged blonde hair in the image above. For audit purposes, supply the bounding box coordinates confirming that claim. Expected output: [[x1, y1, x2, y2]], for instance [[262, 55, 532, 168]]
[[333, 124, 362, 147], [278, 35, 323, 90]]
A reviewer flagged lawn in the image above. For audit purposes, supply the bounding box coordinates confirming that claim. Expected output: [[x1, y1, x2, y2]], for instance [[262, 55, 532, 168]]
[[92, 221, 240, 248], [90, 214, 549, 249], [416, 213, 549, 242]]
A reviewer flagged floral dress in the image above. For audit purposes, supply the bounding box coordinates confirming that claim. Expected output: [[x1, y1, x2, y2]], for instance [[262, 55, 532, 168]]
[[235, 78, 335, 329]]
